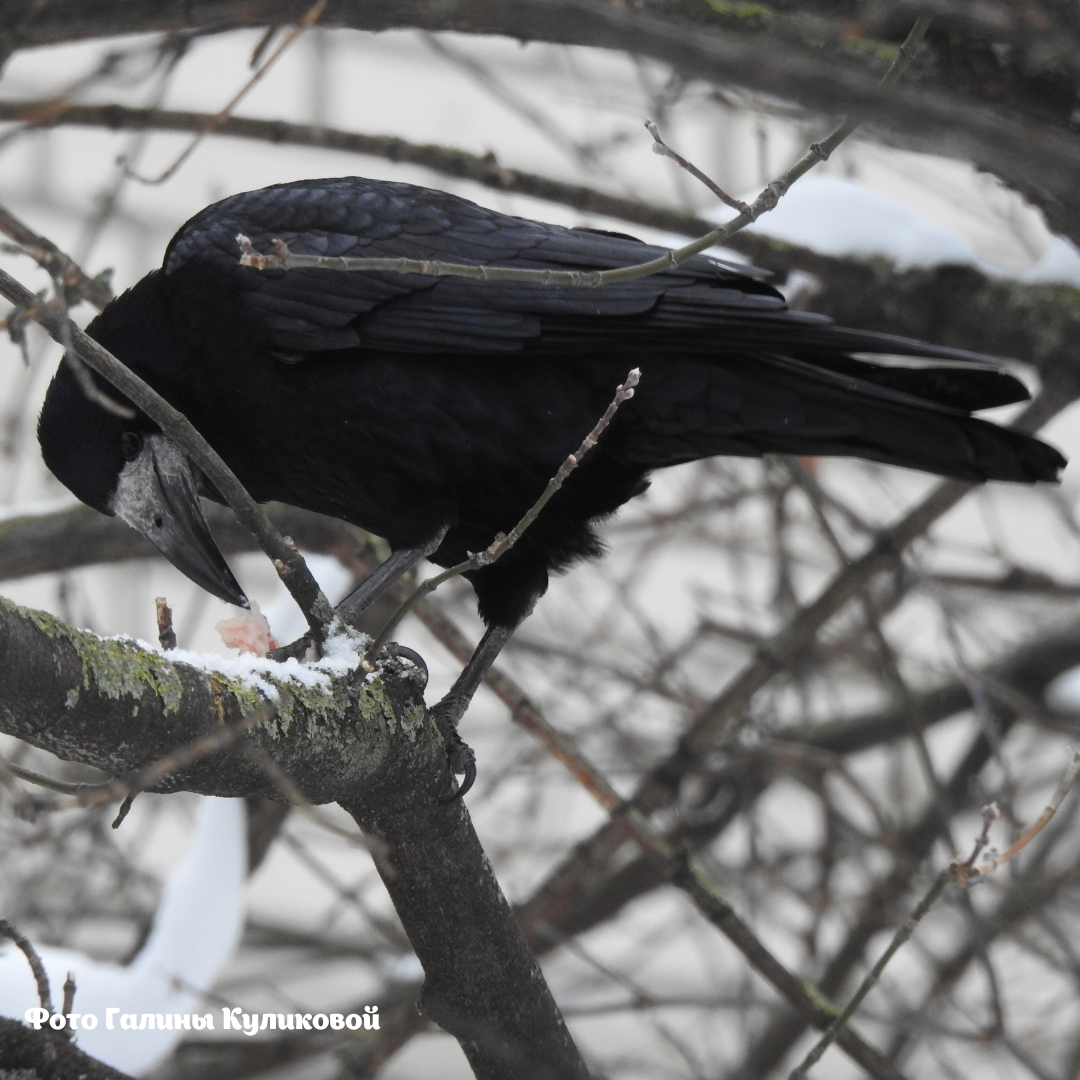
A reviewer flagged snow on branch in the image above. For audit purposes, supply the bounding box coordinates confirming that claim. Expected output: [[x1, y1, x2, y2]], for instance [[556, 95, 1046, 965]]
[[0, 595, 412, 805]]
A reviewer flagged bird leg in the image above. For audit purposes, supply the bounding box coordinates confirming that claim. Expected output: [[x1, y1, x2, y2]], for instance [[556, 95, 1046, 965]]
[[337, 526, 448, 625], [431, 623, 516, 801]]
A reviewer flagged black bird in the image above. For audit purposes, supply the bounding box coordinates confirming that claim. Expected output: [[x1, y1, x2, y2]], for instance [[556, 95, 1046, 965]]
[[38, 177, 1065, 791]]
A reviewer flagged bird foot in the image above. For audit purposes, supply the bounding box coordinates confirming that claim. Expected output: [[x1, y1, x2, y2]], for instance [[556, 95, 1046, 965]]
[[429, 695, 476, 802]]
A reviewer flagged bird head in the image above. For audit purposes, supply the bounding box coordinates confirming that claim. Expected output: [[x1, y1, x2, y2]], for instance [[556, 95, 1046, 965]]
[[38, 359, 248, 608]]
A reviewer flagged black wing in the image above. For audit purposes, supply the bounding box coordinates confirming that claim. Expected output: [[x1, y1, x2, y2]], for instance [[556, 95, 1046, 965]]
[[162, 176, 1028, 412]]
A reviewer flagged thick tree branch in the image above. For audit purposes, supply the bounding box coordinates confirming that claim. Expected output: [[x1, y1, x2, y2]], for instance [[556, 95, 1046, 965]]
[[0, 99, 764, 238], [8, 1, 1080, 238], [343, 755, 589, 1080], [0, 1017, 134, 1080], [0, 594, 590, 1079], [0, 594, 408, 801], [0, 502, 359, 581]]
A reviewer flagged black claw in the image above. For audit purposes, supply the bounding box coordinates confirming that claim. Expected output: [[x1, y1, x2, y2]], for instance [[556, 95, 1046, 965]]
[[383, 642, 429, 690], [440, 758, 476, 803], [459, 758, 477, 797], [432, 697, 476, 802]]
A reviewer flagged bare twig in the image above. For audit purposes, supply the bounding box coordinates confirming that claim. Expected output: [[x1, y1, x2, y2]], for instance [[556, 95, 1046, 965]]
[[110, 794, 135, 829], [1, 757, 87, 797], [0, 203, 112, 310], [239, 17, 932, 290], [787, 799, 1003, 1079], [0, 266, 334, 641], [367, 368, 640, 656], [965, 748, 1080, 882], [126, 0, 328, 184], [61, 972, 77, 1023], [0, 917, 54, 1014], [645, 117, 749, 213], [75, 698, 278, 809], [58, 348, 135, 419], [787, 863, 953, 1079], [155, 596, 177, 650], [0, 221, 133, 417]]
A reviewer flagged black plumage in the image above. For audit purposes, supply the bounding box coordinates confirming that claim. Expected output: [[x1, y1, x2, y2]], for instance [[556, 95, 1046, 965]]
[[39, 176, 1065, 634]]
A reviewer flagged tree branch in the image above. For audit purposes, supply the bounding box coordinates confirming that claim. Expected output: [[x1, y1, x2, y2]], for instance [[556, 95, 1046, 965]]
[[0, 595, 406, 801], [9, 1, 1080, 236], [0, 1017, 134, 1080], [238, 7, 929, 290], [0, 202, 112, 310], [0, 593, 590, 1078]]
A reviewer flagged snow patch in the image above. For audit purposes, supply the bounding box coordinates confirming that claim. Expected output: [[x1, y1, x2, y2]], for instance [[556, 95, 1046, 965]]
[[698, 175, 1080, 290], [103, 619, 368, 702], [1020, 236, 1080, 289], [0, 797, 246, 1075], [161, 621, 368, 701], [714, 176, 990, 272]]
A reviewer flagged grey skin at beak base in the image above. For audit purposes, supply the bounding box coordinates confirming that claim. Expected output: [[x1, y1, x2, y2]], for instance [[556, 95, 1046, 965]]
[[111, 433, 249, 608]]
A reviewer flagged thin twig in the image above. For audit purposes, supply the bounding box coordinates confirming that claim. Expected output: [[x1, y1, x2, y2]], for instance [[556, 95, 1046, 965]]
[[61, 972, 77, 1026], [0, 266, 334, 641], [0, 204, 112, 310], [645, 118, 749, 213], [0, 918, 54, 1014], [76, 698, 278, 809], [966, 748, 1080, 882], [606, 804, 906, 1078], [0, 224, 133, 416], [155, 596, 177, 650], [788, 865, 952, 1079], [0, 757, 86, 796], [59, 345, 135, 419], [111, 793, 136, 828], [239, 16, 933, 290], [367, 368, 640, 656], [126, 0, 327, 184], [787, 800, 1001, 1079]]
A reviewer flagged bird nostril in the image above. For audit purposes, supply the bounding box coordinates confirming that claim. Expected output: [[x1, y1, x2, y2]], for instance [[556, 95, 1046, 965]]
[[153, 515, 163, 528]]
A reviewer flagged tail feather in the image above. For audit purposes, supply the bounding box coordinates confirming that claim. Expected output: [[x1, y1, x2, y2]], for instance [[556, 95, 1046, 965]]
[[623, 355, 1065, 484]]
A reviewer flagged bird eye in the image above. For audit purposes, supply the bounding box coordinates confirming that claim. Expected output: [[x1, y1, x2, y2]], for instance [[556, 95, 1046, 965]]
[[120, 432, 143, 461]]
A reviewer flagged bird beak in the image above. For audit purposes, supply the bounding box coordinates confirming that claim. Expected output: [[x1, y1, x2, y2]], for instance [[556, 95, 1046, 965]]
[[111, 434, 248, 608]]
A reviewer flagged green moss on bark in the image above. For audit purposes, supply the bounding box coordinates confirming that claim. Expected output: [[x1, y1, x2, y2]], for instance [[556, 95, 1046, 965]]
[[3, 597, 184, 715]]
